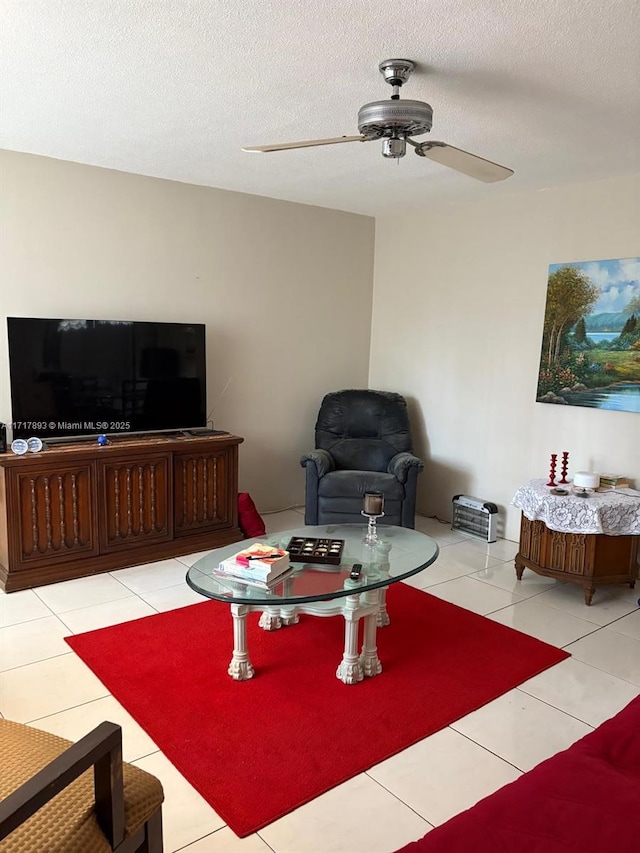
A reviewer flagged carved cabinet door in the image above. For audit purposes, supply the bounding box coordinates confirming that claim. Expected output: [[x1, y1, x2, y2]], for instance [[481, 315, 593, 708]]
[[98, 454, 172, 551], [174, 447, 234, 535], [11, 462, 99, 568], [519, 517, 548, 565]]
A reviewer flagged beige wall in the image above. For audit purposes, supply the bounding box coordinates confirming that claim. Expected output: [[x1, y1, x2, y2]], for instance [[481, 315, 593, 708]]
[[3, 153, 638, 540], [370, 175, 640, 541], [0, 151, 375, 511]]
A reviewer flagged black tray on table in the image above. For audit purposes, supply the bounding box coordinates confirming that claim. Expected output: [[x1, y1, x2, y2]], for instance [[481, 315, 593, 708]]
[[285, 537, 345, 565]]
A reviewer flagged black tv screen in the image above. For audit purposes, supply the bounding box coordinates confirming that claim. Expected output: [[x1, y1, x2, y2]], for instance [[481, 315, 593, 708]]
[[7, 318, 206, 439]]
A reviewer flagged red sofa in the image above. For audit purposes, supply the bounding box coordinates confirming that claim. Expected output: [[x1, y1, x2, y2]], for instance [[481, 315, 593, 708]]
[[394, 696, 640, 853]]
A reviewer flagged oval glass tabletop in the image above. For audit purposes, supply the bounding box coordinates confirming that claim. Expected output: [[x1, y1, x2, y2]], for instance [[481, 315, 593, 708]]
[[186, 523, 439, 605]]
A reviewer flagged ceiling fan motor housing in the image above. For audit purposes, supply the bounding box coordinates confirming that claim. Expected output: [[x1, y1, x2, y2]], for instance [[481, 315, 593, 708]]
[[357, 99, 433, 139], [363, 60, 433, 158]]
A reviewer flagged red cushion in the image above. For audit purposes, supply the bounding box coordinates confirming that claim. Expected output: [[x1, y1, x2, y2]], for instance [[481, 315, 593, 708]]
[[394, 696, 640, 853], [237, 492, 266, 537]]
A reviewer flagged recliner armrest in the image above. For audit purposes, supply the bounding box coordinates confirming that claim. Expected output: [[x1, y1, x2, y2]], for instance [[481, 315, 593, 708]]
[[300, 449, 335, 479], [388, 452, 424, 483]]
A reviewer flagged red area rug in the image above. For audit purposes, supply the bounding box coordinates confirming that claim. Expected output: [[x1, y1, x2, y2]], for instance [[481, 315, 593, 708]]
[[66, 584, 569, 837]]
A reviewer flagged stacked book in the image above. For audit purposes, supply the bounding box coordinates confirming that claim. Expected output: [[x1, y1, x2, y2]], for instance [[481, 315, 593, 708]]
[[216, 543, 291, 588], [599, 474, 630, 490]]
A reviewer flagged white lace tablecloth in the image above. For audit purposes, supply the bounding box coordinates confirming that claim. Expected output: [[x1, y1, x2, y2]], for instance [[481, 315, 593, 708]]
[[512, 479, 640, 535]]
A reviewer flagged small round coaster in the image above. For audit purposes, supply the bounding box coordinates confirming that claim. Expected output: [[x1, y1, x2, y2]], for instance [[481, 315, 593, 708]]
[[11, 438, 28, 455]]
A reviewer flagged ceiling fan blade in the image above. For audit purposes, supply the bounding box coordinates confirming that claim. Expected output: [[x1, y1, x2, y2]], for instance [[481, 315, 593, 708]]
[[242, 135, 367, 153], [415, 142, 513, 182]]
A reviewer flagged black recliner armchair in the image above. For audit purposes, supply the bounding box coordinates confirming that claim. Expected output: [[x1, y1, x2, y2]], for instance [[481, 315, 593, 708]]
[[300, 389, 424, 527]]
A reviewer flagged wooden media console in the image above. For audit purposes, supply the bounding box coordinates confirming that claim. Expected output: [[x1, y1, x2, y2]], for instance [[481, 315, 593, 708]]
[[0, 433, 244, 592]]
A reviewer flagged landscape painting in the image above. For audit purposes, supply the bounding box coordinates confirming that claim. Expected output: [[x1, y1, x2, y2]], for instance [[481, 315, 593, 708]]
[[536, 257, 640, 412]]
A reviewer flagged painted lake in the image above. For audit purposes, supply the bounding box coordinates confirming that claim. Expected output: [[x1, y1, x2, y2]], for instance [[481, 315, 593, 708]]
[[562, 383, 640, 411]]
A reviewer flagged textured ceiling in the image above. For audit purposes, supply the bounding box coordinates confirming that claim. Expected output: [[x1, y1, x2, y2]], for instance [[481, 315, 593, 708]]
[[1, 0, 639, 215]]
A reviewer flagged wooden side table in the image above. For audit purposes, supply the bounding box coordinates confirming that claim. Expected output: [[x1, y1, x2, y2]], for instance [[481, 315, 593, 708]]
[[512, 478, 640, 605], [515, 514, 639, 605]]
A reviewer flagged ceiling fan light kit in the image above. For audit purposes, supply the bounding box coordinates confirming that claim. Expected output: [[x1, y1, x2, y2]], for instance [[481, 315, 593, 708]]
[[243, 59, 513, 182]]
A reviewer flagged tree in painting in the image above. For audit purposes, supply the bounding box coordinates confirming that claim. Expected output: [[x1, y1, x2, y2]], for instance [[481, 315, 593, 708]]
[[536, 257, 640, 412], [541, 267, 599, 369]]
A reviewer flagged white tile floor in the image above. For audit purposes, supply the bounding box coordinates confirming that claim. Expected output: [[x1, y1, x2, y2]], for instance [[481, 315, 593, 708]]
[[1, 509, 638, 853]]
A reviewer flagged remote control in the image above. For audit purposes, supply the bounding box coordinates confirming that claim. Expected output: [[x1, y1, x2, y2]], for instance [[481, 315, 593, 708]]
[[349, 563, 362, 580]]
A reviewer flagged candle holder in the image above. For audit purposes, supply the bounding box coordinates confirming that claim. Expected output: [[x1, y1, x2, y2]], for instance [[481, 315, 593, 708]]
[[362, 491, 385, 545], [361, 510, 385, 545], [546, 454, 558, 487], [559, 451, 569, 484]]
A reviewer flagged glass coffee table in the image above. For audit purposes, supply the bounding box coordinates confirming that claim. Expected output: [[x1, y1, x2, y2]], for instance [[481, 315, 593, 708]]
[[186, 523, 439, 685]]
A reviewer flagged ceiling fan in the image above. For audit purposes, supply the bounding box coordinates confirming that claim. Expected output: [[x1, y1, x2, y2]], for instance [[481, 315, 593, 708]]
[[243, 59, 513, 183]]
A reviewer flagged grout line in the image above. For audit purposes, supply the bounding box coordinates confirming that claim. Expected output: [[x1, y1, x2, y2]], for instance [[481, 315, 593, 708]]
[[34, 593, 138, 619], [0, 610, 61, 629], [445, 725, 527, 774], [131, 747, 161, 763], [0, 613, 73, 674], [362, 772, 436, 829], [598, 609, 640, 634], [513, 685, 597, 729], [56, 613, 75, 634], [3, 590, 58, 623], [484, 597, 607, 627], [171, 830, 222, 852], [27, 692, 113, 725], [255, 830, 278, 852], [0, 645, 75, 674], [32, 574, 133, 609], [570, 622, 637, 663], [515, 676, 629, 729], [560, 622, 624, 649], [562, 630, 640, 687], [0, 648, 74, 674]]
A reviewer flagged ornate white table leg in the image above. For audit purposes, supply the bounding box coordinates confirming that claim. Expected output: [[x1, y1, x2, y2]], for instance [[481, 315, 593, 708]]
[[360, 590, 383, 677], [281, 607, 299, 626], [258, 606, 298, 629], [228, 604, 255, 680], [258, 610, 282, 631], [336, 595, 364, 684], [280, 577, 299, 625], [377, 585, 391, 627]]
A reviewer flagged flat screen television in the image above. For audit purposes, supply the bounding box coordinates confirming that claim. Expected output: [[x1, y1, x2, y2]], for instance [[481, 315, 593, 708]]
[[7, 317, 207, 440]]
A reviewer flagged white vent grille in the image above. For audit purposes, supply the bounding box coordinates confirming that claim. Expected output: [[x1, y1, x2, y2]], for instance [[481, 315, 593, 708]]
[[452, 495, 498, 543]]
